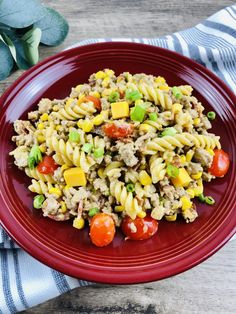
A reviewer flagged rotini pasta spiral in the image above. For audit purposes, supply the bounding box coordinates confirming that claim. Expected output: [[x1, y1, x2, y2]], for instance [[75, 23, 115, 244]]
[[110, 180, 141, 219], [144, 133, 221, 154], [103, 162, 124, 178], [28, 179, 53, 194], [125, 169, 140, 183], [138, 83, 172, 110], [149, 155, 166, 183], [25, 168, 56, 183]]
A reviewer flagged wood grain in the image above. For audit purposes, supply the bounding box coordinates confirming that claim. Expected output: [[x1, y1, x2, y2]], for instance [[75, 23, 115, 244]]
[[1, 0, 235, 313]]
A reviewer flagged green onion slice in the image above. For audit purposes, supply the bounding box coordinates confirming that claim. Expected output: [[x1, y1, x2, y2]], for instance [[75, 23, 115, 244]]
[[88, 207, 100, 217], [130, 104, 146, 122], [126, 183, 135, 192], [205, 196, 215, 205], [161, 127, 177, 137], [33, 195, 45, 209], [207, 111, 216, 120], [166, 164, 179, 178], [82, 143, 93, 153], [69, 131, 80, 143], [108, 91, 119, 103], [93, 147, 104, 158], [149, 112, 158, 121], [198, 193, 205, 203], [125, 89, 142, 101], [28, 145, 42, 169], [172, 86, 182, 99]]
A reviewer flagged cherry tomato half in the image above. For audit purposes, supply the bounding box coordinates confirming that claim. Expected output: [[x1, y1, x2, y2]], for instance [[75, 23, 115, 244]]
[[89, 213, 115, 247], [37, 156, 58, 174], [103, 123, 134, 139], [84, 95, 101, 111], [121, 215, 158, 241], [208, 149, 230, 177]]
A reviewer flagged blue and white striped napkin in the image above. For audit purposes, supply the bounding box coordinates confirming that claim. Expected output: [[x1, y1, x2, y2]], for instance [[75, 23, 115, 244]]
[[1, 4, 235, 313]]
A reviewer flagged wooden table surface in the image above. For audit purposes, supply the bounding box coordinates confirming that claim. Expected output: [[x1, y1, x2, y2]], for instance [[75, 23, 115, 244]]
[[1, 0, 235, 313]]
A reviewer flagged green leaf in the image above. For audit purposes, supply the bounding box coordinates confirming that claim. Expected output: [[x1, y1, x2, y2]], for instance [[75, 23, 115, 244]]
[[0, 0, 47, 28], [13, 38, 31, 69], [34, 7, 69, 46], [0, 33, 17, 62], [0, 40, 13, 80], [22, 27, 41, 65]]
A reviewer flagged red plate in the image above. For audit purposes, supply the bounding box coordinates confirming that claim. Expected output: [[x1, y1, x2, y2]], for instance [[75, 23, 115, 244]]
[[0, 42, 235, 284]]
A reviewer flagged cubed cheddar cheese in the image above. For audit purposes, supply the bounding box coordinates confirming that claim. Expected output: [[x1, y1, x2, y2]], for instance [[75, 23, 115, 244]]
[[64, 167, 87, 187], [171, 168, 191, 188], [111, 101, 129, 119]]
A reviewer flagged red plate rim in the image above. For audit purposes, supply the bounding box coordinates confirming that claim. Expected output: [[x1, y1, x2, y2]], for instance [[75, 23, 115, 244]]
[[0, 42, 236, 284]]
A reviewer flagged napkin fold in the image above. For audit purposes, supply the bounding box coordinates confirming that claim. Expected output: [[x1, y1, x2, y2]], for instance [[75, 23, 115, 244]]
[[1, 4, 236, 313]]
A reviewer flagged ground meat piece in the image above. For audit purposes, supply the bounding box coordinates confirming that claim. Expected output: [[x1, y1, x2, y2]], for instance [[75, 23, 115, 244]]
[[80, 84, 91, 95], [193, 148, 213, 167], [28, 111, 39, 121], [9, 146, 29, 168], [101, 98, 110, 110], [162, 185, 176, 201], [52, 167, 64, 183], [202, 171, 215, 182], [135, 133, 156, 150], [116, 142, 138, 167], [172, 155, 181, 168], [93, 178, 109, 195], [201, 116, 212, 129], [187, 162, 203, 175], [42, 195, 60, 216], [182, 204, 198, 223], [13, 120, 35, 135], [38, 98, 52, 113], [12, 132, 36, 147]]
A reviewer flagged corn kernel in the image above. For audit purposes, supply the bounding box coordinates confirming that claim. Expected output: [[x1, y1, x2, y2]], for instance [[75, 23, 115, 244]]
[[139, 124, 155, 133], [64, 185, 71, 191], [159, 85, 170, 91], [37, 135, 45, 144], [61, 164, 69, 171], [81, 120, 94, 132], [186, 150, 194, 162], [66, 98, 74, 108], [114, 206, 125, 212], [180, 196, 192, 211], [193, 118, 200, 126], [172, 103, 183, 114], [191, 172, 202, 180], [59, 201, 67, 213], [93, 114, 104, 126], [49, 187, 62, 197], [137, 211, 146, 218], [102, 77, 110, 88], [90, 91, 100, 98], [105, 69, 115, 76], [73, 217, 85, 229], [55, 125, 62, 131], [180, 155, 186, 163], [155, 76, 166, 84], [101, 110, 109, 119], [101, 88, 112, 97], [77, 94, 86, 105], [139, 170, 152, 186], [77, 120, 84, 128], [206, 148, 214, 156], [95, 71, 106, 79], [75, 84, 83, 93], [186, 188, 195, 198], [165, 213, 177, 222], [39, 144, 46, 153], [98, 168, 105, 179], [37, 123, 44, 130], [40, 113, 49, 121], [53, 105, 59, 112]]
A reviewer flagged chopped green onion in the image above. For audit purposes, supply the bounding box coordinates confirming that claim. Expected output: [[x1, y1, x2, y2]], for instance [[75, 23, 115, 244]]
[[125, 89, 142, 101], [172, 86, 182, 99], [28, 145, 42, 169], [161, 127, 177, 137], [88, 207, 100, 217], [205, 196, 215, 205], [130, 104, 146, 122], [93, 147, 104, 158], [108, 91, 119, 103], [126, 183, 135, 192], [207, 111, 216, 120], [149, 112, 158, 121], [198, 193, 205, 203], [82, 143, 93, 153], [33, 195, 45, 209], [69, 131, 80, 143], [166, 164, 179, 178]]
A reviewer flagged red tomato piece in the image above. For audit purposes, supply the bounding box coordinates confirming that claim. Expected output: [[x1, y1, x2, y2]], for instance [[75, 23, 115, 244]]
[[84, 95, 101, 111], [208, 149, 230, 177], [37, 156, 58, 174], [89, 213, 115, 247], [103, 123, 134, 139], [121, 215, 158, 241]]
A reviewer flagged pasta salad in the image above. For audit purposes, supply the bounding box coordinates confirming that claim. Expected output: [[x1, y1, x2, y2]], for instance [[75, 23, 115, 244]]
[[10, 69, 230, 247]]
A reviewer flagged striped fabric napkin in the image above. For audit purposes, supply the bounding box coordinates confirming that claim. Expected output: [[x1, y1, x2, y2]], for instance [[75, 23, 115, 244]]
[[0, 4, 235, 313]]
